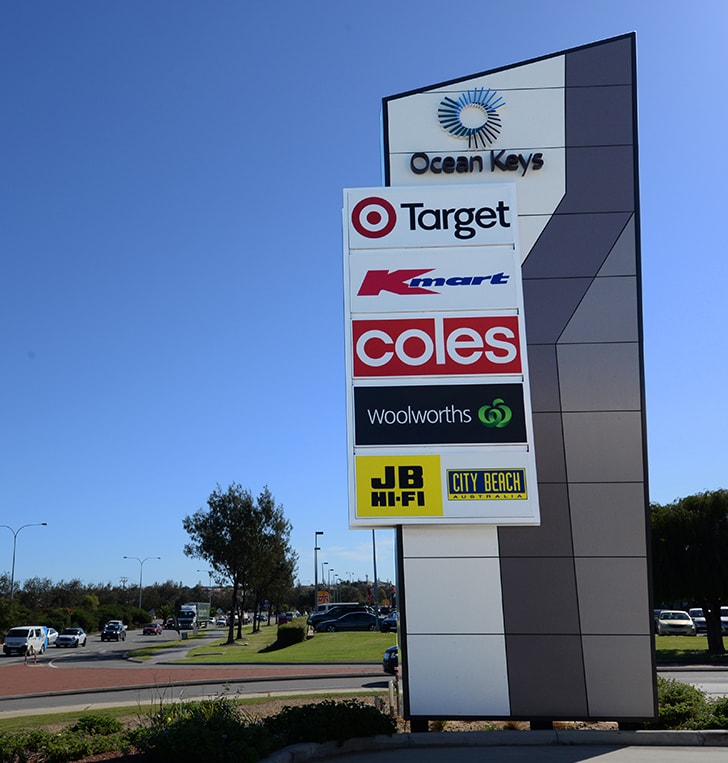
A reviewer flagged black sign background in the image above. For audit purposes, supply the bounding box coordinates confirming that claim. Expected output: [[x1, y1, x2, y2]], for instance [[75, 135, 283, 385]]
[[354, 383, 527, 446]]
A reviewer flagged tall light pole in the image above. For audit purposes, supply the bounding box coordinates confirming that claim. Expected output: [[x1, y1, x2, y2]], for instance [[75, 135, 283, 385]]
[[314, 531, 323, 613], [328, 568, 335, 602], [322, 561, 328, 600], [197, 569, 213, 604], [123, 556, 160, 610], [372, 529, 380, 627], [1, 523, 48, 600]]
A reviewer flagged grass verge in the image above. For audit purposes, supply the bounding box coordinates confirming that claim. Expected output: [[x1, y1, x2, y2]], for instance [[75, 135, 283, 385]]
[[130, 622, 397, 664]]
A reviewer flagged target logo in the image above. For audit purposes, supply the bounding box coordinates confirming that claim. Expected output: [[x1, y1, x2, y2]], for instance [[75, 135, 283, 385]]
[[351, 196, 397, 239]]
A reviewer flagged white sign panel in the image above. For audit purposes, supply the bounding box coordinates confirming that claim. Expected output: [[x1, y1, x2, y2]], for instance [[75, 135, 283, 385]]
[[345, 184, 518, 250], [348, 247, 520, 313]]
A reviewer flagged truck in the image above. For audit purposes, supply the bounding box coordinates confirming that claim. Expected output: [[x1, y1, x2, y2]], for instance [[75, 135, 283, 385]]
[[177, 602, 211, 630]]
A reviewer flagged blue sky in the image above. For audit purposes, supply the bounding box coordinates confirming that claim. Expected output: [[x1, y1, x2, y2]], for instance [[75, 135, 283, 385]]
[[2, 1, 726, 592]]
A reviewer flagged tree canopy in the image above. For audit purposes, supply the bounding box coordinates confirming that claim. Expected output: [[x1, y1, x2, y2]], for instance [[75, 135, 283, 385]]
[[182, 483, 297, 643], [651, 489, 728, 653]]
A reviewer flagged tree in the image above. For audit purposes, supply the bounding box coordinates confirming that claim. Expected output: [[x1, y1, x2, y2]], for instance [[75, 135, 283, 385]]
[[182, 483, 297, 644], [651, 489, 728, 654]]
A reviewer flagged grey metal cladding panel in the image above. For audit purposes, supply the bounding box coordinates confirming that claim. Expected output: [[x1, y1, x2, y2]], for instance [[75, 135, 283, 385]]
[[570, 482, 647, 557], [532, 412, 566, 483], [566, 86, 634, 147], [527, 344, 560, 412], [501, 557, 580, 634], [559, 146, 635, 214], [559, 276, 638, 343], [522, 212, 631, 279], [576, 557, 651, 635], [563, 411, 644, 483], [499, 482, 573, 557], [599, 215, 636, 277], [557, 343, 641, 411], [522, 278, 591, 344], [506, 635, 588, 717], [582, 636, 657, 718], [565, 36, 633, 87]]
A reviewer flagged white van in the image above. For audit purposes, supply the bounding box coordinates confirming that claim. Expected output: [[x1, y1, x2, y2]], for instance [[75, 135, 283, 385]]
[[2, 625, 47, 656]]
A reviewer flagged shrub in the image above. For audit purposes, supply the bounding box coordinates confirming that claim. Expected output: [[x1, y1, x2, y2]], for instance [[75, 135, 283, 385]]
[[275, 624, 306, 647], [263, 698, 396, 746], [652, 676, 710, 729], [131, 696, 273, 763]]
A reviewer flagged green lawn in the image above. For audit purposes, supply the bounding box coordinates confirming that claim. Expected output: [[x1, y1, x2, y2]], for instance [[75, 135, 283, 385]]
[[129, 622, 397, 664], [655, 634, 728, 663]]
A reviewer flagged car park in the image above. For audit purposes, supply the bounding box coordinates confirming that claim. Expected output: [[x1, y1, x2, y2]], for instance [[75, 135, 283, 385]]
[[383, 644, 398, 675], [101, 622, 126, 641], [142, 623, 162, 636], [315, 611, 379, 632], [56, 627, 87, 647], [688, 608, 707, 634], [656, 610, 696, 636]]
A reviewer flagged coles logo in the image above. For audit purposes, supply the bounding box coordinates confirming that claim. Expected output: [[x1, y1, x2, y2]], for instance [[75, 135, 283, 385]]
[[353, 315, 521, 377], [351, 196, 397, 239]]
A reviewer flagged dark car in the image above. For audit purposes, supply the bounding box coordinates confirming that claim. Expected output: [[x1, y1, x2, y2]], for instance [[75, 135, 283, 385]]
[[315, 611, 378, 632], [142, 623, 162, 636], [56, 627, 87, 648], [383, 644, 398, 675], [101, 623, 126, 642], [308, 604, 372, 630], [380, 612, 398, 633]]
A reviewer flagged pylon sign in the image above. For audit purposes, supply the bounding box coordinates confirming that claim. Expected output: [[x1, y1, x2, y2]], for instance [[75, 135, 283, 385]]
[[344, 184, 539, 527]]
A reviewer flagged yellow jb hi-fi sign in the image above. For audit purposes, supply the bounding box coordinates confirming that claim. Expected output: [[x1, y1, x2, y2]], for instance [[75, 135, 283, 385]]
[[355, 454, 443, 518]]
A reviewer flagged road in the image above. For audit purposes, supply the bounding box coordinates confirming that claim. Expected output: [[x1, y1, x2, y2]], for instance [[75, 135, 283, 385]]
[[0, 626, 389, 717]]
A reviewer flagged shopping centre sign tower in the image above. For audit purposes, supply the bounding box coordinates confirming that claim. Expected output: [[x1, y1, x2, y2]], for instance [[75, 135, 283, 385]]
[[344, 33, 656, 723]]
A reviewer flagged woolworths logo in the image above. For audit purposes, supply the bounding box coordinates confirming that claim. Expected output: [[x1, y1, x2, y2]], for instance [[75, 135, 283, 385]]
[[478, 398, 512, 428]]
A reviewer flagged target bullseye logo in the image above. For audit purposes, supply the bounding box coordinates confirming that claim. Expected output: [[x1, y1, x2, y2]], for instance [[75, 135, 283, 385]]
[[351, 196, 397, 239]]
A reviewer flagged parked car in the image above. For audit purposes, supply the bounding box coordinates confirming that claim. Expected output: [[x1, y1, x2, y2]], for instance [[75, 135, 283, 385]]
[[380, 612, 399, 633], [383, 644, 399, 675], [315, 611, 378, 632], [56, 628, 87, 648], [101, 622, 126, 641], [688, 608, 707, 634], [656, 610, 696, 636], [45, 627, 59, 646], [308, 604, 372, 630], [718, 609, 728, 632], [142, 623, 162, 636]]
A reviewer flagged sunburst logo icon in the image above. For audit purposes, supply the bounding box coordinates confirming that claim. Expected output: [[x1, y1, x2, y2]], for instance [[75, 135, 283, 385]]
[[438, 88, 505, 149]]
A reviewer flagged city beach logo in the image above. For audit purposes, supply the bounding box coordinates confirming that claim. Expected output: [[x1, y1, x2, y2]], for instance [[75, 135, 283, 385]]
[[438, 88, 505, 148]]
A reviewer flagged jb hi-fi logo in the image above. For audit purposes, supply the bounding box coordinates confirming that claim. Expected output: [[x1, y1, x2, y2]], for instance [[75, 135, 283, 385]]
[[356, 455, 443, 518], [351, 195, 511, 240]]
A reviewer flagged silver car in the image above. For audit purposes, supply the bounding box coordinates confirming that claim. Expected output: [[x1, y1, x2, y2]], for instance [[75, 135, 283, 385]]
[[656, 610, 695, 636]]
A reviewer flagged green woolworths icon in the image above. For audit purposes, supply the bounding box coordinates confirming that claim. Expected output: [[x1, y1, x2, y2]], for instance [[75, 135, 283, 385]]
[[478, 398, 512, 428]]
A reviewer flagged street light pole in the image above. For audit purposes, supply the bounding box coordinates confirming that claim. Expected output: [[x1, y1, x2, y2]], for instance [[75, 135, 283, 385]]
[[0, 523, 48, 600], [314, 531, 323, 613], [123, 556, 160, 610], [197, 569, 213, 604]]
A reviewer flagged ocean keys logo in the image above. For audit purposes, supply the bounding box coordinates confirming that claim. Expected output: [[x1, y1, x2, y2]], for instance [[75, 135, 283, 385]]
[[438, 88, 505, 149]]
